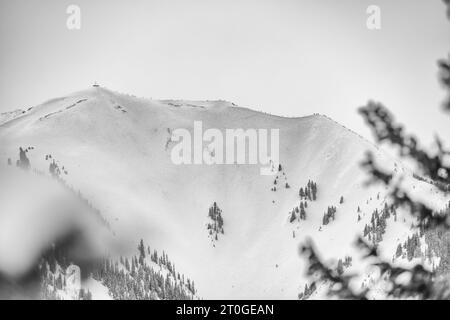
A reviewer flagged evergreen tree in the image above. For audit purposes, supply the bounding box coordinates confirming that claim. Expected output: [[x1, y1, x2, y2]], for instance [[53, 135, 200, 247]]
[[336, 259, 344, 276], [290, 211, 297, 223], [18, 147, 30, 169], [138, 239, 146, 265], [300, 206, 306, 220], [299, 188, 305, 199], [311, 182, 317, 200], [396, 243, 403, 258]]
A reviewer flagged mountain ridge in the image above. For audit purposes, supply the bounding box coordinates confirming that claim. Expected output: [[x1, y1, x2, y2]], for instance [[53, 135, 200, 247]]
[[1, 86, 444, 299]]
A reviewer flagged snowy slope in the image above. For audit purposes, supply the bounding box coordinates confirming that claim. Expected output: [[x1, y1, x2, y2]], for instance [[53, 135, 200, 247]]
[[0, 86, 446, 299], [0, 109, 26, 126]]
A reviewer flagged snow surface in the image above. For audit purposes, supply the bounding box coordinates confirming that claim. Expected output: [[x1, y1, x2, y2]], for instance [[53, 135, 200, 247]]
[[0, 87, 447, 299], [0, 109, 26, 126]]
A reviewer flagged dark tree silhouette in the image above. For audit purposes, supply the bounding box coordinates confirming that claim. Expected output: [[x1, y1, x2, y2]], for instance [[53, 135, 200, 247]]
[[301, 0, 450, 299]]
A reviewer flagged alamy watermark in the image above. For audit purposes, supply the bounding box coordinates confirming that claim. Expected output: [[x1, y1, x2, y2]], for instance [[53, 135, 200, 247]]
[[66, 5, 81, 30], [170, 121, 279, 176], [64, 5, 381, 31], [366, 5, 381, 30]]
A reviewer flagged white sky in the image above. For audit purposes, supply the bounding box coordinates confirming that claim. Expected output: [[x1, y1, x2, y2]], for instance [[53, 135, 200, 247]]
[[0, 0, 449, 145]]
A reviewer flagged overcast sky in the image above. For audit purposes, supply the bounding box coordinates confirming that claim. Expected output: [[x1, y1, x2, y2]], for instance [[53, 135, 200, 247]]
[[0, 0, 449, 145]]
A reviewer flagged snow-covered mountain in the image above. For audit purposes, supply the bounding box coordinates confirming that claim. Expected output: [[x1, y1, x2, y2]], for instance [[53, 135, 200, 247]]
[[0, 109, 26, 126], [0, 86, 447, 299]]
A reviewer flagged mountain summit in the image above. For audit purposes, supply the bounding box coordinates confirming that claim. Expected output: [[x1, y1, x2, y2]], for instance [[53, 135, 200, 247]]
[[0, 88, 444, 299]]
